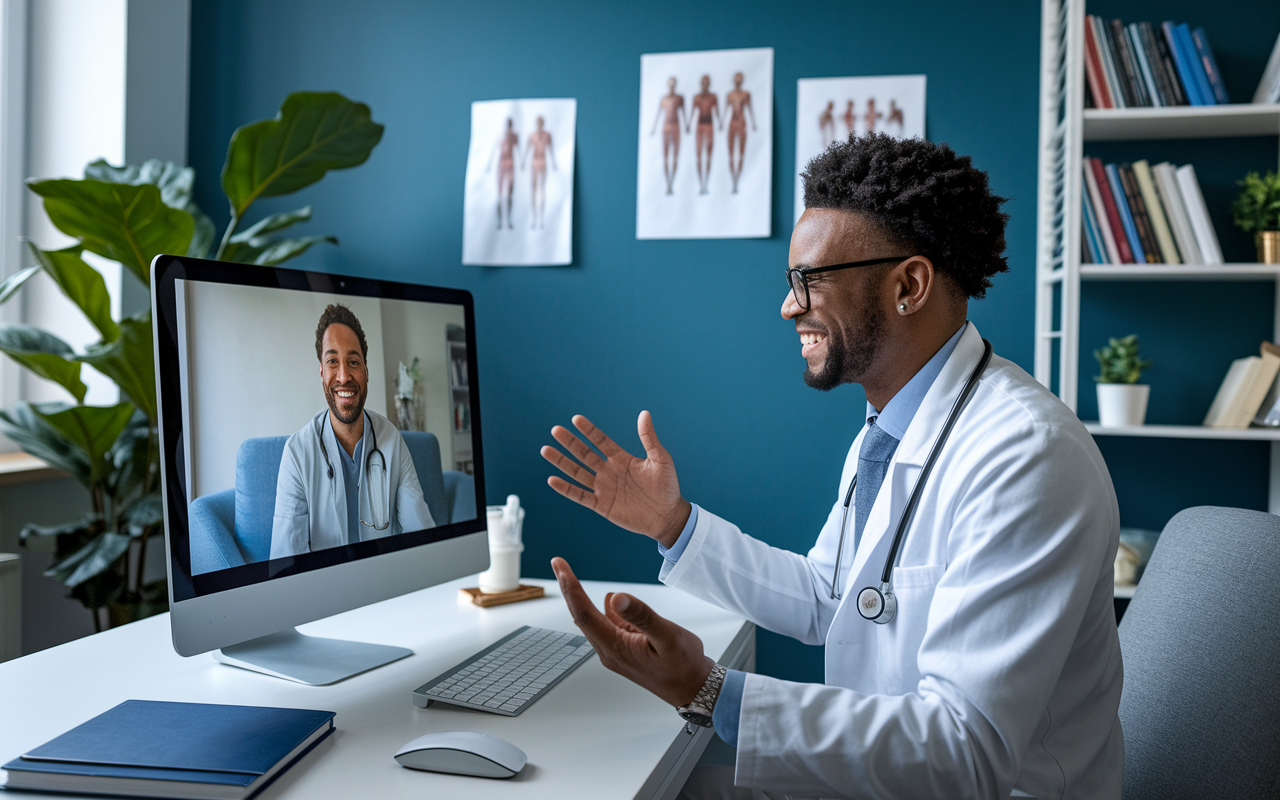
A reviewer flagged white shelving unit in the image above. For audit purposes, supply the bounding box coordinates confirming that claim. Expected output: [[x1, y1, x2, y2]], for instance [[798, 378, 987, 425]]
[[1035, 0, 1280, 517]]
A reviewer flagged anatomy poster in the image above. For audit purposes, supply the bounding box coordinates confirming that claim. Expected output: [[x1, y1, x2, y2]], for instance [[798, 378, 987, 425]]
[[463, 98, 576, 266], [636, 47, 773, 240], [794, 76, 926, 223]]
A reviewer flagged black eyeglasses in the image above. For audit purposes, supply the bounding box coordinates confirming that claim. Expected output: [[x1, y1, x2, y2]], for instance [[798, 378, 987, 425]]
[[784, 256, 913, 311]]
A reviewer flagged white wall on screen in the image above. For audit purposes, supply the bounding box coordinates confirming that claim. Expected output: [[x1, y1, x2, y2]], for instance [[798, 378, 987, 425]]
[[181, 282, 386, 499]]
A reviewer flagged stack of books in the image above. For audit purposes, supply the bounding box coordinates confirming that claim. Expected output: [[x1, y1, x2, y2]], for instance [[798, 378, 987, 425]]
[[1081, 158, 1222, 265], [1205, 343, 1280, 429], [1084, 17, 1229, 108]]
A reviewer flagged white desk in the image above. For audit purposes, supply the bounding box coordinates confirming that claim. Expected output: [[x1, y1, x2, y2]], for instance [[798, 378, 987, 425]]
[[0, 575, 753, 800]]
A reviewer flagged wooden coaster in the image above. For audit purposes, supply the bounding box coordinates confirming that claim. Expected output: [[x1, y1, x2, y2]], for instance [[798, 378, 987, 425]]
[[459, 584, 546, 608]]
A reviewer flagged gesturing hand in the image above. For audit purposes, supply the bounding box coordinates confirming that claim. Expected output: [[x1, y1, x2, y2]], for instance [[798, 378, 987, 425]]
[[551, 557, 712, 708], [541, 411, 691, 548]]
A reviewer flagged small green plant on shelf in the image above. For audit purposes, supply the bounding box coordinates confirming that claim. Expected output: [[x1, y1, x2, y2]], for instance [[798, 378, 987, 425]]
[[1094, 335, 1152, 384], [1232, 171, 1280, 263]]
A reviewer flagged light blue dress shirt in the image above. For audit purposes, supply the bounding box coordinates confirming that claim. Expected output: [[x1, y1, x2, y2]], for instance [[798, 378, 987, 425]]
[[659, 323, 968, 746], [334, 419, 367, 546]]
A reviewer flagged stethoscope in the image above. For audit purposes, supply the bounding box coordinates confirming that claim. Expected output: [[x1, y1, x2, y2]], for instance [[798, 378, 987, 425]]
[[314, 409, 390, 531], [829, 338, 993, 625]]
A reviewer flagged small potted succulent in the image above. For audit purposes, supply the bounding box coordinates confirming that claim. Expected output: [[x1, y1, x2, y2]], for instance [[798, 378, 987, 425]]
[[1094, 334, 1153, 427], [1231, 171, 1280, 264]]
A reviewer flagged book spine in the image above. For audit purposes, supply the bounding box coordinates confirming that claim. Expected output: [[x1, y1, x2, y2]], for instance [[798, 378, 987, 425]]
[[1090, 158, 1133, 262], [1163, 21, 1205, 105], [1119, 164, 1161, 263], [1108, 19, 1145, 106], [1128, 23, 1162, 106], [1083, 159, 1121, 263], [1191, 27, 1230, 104], [1081, 194, 1104, 264], [1153, 162, 1203, 264], [1106, 163, 1146, 263], [1150, 20, 1189, 105], [1132, 160, 1181, 264], [1175, 23, 1214, 105], [1136, 23, 1172, 106], [1176, 163, 1223, 264], [1082, 17, 1113, 109], [1095, 17, 1128, 108], [1253, 32, 1280, 104]]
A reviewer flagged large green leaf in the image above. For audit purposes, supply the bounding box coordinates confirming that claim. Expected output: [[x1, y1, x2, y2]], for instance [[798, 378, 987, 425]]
[[230, 205, 314, 241], [26, 178, 194, 287], [107, 412, 155, 516], [221, 206, 338, 265], [0, 324, 87, 403], [221, 92, 384, 220], [34, 402, 136, 484], [0, 403, 92, 485], [0, 264, 40, 306], [84, 159, 216, 259], [77, 313, 156, 422], [26, 243, 119, 341], [20, 512, 103, 554], [47, 530, 131, 589]]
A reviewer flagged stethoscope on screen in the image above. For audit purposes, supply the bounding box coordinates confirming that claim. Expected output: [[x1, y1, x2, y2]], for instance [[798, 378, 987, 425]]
[[315, 410, 390, 532], [829, 338, 993, 625]]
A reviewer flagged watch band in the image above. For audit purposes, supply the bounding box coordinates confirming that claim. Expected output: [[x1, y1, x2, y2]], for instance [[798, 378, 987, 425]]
[[677, 662, 727, 728]]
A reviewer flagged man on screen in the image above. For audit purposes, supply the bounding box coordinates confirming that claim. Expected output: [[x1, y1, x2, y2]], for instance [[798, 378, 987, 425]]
[[269, 304, 435, 558]]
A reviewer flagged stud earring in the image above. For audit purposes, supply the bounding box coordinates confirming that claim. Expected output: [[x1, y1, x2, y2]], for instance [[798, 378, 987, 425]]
[[898, 303, 908, 312]]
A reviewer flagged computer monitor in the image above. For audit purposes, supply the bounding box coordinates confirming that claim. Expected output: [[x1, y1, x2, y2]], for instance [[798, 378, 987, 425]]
[[152, 254, 489, 685]]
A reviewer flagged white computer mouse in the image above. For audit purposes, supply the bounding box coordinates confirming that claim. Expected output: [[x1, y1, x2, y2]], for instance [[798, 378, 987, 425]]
[[394, 730, 527, 779]]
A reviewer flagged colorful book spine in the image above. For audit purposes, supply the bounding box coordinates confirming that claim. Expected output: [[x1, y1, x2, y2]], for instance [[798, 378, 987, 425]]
[[1191, 27, 1230, 104], [1105, 19, 1141, 106], [1152, 161, 1202, 265], [1176, 23, 1217, 105], [1131, 160, 1181, 264], [1111, 19, 1149, 106], [1106, 162, 1146, 263], [1083, 160, 1121, 263], [1149, 21, 1188, 105], [1135, 23, 1172, 105], [1089, 158, 1133, 263], [1163, 21, 1206, 105], [1094, 16, 1127, 108], [1082, 194, 1105, 264], [1118, 164, 1161, 263], [1083, 17, 1113, 109]]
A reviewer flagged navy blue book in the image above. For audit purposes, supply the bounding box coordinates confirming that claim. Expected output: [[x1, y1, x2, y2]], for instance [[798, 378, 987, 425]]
[[2, 700, 335, 799]]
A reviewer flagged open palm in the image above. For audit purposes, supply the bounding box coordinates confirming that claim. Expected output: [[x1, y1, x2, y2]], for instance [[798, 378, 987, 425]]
[[541, 411, 690, 547]]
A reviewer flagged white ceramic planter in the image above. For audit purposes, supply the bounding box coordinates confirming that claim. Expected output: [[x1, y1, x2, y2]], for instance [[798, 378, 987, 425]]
[[1097, 383, 1149, 427]]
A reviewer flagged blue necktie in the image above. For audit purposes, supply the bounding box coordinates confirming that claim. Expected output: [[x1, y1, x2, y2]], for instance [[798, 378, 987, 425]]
[[853, 419, 900, 554]]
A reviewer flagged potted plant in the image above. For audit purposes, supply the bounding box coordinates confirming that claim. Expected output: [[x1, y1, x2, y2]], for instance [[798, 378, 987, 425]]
[[1231, 171, 1280, 264], [1094, 334, 1153, 427], [0, 91, 383, 631]]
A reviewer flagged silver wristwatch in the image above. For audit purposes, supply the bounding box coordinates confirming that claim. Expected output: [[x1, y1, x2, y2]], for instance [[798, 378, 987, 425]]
[[677, 662, 727, 728]]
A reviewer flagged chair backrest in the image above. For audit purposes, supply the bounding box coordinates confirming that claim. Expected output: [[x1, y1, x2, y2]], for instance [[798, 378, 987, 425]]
[[233, 429, 450, 561], [1118, 506, 1280, 799]]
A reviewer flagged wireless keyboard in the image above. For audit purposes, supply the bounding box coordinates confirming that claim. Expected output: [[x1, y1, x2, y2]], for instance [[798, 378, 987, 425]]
[[412, 626, 595, 716]]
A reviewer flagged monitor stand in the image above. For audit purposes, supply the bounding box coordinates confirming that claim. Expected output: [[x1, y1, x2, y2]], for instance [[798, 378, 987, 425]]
[[214, 628, 413, 686]]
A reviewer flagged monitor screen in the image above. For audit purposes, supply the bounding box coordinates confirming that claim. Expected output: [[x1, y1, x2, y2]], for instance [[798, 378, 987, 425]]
[[153, 256, 488, 643]]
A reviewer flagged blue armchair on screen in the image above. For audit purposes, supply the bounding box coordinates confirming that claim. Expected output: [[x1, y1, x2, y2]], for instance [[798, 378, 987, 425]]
[[187, 430, 476, 574]]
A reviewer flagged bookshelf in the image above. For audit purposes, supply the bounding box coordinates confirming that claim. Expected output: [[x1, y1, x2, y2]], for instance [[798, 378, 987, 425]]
[[446, 329, 473, 475], [1035, 0, 1280, 526]]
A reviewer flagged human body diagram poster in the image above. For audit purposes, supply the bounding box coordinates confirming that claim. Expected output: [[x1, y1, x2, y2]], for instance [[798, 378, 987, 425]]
[[463, 98, 576, 266], [794, 76, 925, 224], [636, 48, 773, 240]]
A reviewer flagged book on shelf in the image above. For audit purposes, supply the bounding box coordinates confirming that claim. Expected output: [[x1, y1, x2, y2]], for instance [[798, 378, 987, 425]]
[[0, 700, 335, 800], [1204, 344, 1280, 428], [1253, 32, 1280, 104], [1081, 194, 1105, 263], [1084, 15, 1223, 108], [1081, 157, 1220, 265], [1253, 344, 1280, 426]]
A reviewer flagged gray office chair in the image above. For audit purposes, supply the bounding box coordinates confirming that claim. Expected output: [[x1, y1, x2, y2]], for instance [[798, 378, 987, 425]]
[[1118, 506, 1280, 799]]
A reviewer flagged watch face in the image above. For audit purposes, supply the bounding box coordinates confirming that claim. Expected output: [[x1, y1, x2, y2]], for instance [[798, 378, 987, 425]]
[[679, 709, 713, 727]]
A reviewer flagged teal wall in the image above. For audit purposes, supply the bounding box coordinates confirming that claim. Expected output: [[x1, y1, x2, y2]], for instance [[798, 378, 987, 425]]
[[187, 0, 1280, 682]]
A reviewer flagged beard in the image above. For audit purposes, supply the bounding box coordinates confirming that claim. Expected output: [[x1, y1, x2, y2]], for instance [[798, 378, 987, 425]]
[[802, 302, 886, 392], [325, 380, 367, 425]]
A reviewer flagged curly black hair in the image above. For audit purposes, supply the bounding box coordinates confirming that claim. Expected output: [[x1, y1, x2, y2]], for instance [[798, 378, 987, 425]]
[[315, 304, 368, 362], [801, 133, 1009, 299]]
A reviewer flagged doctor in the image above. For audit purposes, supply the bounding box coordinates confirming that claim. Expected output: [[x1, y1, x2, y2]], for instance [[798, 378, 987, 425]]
[[543, 134, 1123, 799], [269, 304, 434, 559]]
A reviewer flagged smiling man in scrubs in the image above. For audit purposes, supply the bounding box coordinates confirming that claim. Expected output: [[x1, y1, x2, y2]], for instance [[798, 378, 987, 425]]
[[268, 304, 434, 559], [543, 134, 1123, 799]]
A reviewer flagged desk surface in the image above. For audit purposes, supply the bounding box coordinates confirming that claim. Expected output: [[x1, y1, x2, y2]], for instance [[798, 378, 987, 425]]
[[0, 575, 752, 800]]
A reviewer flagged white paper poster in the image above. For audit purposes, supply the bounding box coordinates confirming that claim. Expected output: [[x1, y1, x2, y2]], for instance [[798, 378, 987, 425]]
[[463, 98, 576, 266], [636, 47, 773, 240], [794, 76, 926, 224]]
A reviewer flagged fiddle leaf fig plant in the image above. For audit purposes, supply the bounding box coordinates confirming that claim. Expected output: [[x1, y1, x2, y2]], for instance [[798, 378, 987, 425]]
[[1094, 334, 1153, 384], [0, 91, 382, 630]]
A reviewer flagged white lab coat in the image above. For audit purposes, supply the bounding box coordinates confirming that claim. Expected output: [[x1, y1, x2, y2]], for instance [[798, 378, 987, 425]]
[[269, 409, 435, 558], [661, 325, 1123, 800]]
